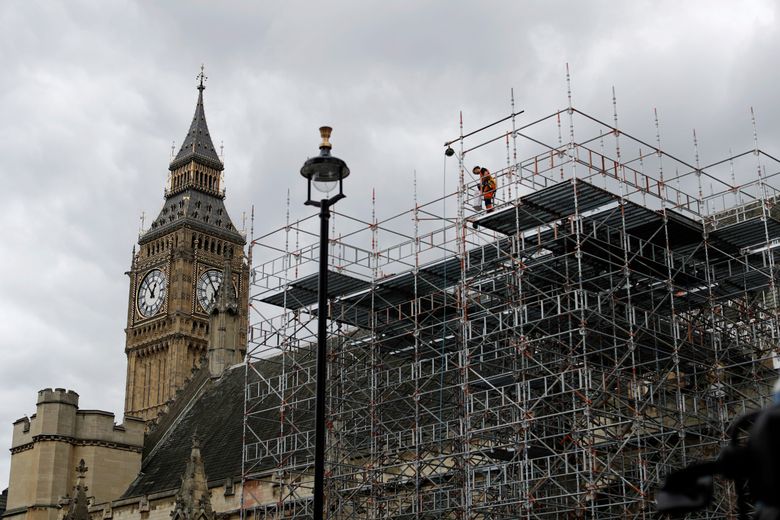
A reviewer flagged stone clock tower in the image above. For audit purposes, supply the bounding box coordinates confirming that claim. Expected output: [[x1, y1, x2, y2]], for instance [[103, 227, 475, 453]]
[[124, 75, 248, 421]]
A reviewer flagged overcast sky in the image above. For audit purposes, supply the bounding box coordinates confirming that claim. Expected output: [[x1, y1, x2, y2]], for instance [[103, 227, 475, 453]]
[[2, 0, 780, 490]]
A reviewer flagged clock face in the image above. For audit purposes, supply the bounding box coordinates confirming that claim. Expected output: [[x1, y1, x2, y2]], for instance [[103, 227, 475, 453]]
[[197, 269, 236, 312], [137, 269, 167, 318]]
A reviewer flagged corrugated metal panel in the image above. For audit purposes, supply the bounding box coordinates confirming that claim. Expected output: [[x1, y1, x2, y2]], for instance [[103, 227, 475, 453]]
[[711, 217, 780, 251], [261, 271, 370, 310], [477, 179, 617, 235]]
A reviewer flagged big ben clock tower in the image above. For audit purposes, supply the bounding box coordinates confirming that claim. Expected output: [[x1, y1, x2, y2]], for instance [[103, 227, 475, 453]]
[[125, 72, 248, 421]]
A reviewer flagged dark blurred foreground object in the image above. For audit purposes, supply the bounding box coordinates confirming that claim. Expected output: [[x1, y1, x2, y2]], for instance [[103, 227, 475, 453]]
[[657, 404, 780, 520]]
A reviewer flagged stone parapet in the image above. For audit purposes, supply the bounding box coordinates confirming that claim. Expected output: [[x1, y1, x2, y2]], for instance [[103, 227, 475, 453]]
[[12, 390, 144, 451], [36, 389, 79, 407], [74, 411, 144, 447]]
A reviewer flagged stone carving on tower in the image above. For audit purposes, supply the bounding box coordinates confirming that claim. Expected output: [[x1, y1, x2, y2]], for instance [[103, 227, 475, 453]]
[[124, 71, 248, 421], [61, 460, 90, 520], [170, 436, 215, 520]]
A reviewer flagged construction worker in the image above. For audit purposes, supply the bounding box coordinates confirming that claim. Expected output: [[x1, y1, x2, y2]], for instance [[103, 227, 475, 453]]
[[472, 166, 497, 213]]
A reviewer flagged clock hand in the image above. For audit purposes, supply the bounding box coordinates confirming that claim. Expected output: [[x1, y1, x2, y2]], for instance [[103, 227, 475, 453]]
[[208, 278, 219, 299]]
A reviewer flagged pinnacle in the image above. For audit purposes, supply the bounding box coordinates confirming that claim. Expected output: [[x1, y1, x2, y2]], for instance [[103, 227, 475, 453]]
[[170, 78, 223, 172]]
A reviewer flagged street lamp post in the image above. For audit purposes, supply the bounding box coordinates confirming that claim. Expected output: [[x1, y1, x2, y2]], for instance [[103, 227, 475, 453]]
[[300, 126, 350, 519]]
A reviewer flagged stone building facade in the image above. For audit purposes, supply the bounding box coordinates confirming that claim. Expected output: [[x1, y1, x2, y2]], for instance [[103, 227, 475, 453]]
[[4, 390, 144, 520]]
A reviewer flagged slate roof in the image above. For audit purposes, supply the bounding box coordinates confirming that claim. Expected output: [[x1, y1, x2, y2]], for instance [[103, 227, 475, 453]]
[[121, 344, 347, 499], [123, 351, 297, 499], [170, 84, 223, 172], [140, 187, 245, 245], [122, 365, 248, 498]]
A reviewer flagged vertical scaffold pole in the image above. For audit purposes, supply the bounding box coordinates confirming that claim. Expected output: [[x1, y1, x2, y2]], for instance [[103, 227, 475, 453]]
[[511, 88, 520, 191]]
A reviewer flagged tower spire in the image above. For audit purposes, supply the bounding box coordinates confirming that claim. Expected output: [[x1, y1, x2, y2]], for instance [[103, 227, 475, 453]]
[[169, 67, 222, 172]]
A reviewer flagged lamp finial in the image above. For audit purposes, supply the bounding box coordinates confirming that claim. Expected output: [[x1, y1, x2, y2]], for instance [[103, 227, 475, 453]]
[[319, 126, 332, 150]]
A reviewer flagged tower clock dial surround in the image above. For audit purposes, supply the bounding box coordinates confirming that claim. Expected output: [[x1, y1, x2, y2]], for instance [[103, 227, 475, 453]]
[[137, 269, 167, 318], [197, 269, 236, 312]]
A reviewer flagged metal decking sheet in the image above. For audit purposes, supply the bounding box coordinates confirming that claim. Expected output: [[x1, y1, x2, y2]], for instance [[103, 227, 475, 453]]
[[477, 178, 617, 235], [261, 271, 370, 310]]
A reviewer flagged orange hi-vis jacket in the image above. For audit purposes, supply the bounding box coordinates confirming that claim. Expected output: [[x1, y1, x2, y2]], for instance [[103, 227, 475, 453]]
[[479, 173, 497, 199]]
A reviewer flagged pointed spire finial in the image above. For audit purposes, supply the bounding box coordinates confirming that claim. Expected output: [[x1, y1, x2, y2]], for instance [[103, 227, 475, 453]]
[[197, 64, 207, 92], [63, 460, 90, 520], [170, 69, 223, 173], [171, 431, 214, 520]]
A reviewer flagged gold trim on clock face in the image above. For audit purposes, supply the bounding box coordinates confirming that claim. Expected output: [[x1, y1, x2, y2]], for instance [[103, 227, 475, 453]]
[[137, 269, 167, 318]]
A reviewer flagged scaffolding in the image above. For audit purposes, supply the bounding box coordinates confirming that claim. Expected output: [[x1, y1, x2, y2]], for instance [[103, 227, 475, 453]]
[[241, 95, 780, 519]]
